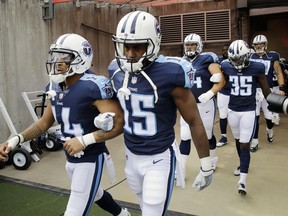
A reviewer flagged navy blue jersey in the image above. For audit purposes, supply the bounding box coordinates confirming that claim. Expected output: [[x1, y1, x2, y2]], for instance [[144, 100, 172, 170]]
[[218, 56, 227, 63], [184, 52, 219, 102], [47, 71, 114, 162], [250, 51, 280, 88], [218, 56, 231, 95], [221, 59, 265, 111], [108, 55, 194, 155]]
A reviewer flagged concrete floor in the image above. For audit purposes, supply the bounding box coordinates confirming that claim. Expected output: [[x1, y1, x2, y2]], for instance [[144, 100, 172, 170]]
[[1, 113, 288, 216]]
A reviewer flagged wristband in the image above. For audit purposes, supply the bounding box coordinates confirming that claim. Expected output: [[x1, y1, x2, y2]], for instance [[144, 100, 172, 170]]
[[279, 85, 286, 92], [76, 133, 96, 149], [7, 134, 24, 149], [200, 156, 212, 171]]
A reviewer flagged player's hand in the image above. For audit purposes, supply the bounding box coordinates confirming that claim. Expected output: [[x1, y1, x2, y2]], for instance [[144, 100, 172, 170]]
[[46, 90, 57, 100], [209, 73, 222, 83], [0, 143, 10, 161], [192, 157, 214, 191], [63, 137, 85, 158], [192, 167, 214, 191], [94, 112, 115, 132], [256, 88, 264, 102], [198, 90, 214, 103]]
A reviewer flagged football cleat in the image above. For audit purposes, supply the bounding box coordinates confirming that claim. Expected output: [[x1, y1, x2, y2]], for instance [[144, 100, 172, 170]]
[[216, 136, 228, 147], [234, 166, 240, 176], [266, 128, 274, 143], [118, 208, 131, 216], [272, 113, 280, 126], [211, 156, 218, 171], [238, 182, 247, 196], [250, 139, 259, 153]]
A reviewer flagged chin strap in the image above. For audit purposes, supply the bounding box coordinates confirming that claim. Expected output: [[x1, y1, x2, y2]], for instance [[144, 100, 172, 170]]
[[140, 70, 158, 103], [46, 79, 57, 101], [117, 70, 131, 100], [117, 67, 158, 104]]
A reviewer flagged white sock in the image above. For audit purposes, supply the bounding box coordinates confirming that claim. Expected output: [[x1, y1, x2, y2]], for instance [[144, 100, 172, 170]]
[[180, 154, 188, 167], [239, 173, 247, 184], [210, 149, 217, 158]]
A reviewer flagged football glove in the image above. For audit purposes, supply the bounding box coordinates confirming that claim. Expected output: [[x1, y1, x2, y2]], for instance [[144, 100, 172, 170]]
[[198, 90, 214, 103], [256, 88, 264, 103], [94, 112, 115, 132], [192, 157, 214, 191], [209, 73, 222, 83], [46, 90, 56, 100]]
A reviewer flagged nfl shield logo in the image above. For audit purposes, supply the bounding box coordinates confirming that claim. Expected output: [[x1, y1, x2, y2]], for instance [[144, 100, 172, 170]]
[[59, 93, 64, 100], [131, 76, 137, 84]]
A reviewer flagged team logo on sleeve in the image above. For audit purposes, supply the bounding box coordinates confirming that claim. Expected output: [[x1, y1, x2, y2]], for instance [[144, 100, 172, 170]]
[[102, 84, 113, 98], [187, 70, 195, 86]]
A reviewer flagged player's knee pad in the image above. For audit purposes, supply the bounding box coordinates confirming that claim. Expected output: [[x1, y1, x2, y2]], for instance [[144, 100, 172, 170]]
[[125, 167, 142, 194], [94, 187, 104, 202], [180, 126, 191, 140], [180, 117, 191, 140], [143, 170, 166, 205], [64, 209, 82, 216]]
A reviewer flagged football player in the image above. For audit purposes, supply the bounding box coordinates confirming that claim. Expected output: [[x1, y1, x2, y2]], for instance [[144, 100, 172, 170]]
[[108, 11, 213, 216], [249, 35, 285, 152], [0, 34, 130, 216], [222, 39, 271, 195], [216, 44, 231, 147], [179, 33, 226, 177]]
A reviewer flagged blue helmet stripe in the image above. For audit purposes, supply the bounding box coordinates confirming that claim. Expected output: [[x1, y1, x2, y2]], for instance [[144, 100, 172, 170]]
[[59, 34, 71, 45], [121, 11, 142, 34], [130, 11, 141, 34]]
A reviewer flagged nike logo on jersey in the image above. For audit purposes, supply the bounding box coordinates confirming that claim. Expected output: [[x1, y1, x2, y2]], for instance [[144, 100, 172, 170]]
[[153, 159, 163, 164]]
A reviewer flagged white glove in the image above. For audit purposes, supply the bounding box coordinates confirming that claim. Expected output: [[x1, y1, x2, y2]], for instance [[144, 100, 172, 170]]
[[256, 88, 264, 102], [192, 157, 214, 191], [209, 73, 222, 83], [198, 90, 214, 103], [46, 90, 56, 100], [94, 112, 115, 132]]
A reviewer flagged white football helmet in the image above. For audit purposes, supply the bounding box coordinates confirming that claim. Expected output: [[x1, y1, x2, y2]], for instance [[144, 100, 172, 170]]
[[228, 40, 250, 70], [184, 33, 203, 58], [46, 33, 93, 83], [252, 34, 268, 54], [112, 11, 161, 73]]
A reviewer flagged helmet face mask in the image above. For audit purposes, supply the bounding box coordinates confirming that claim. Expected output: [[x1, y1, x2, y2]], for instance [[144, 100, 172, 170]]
[[252, 34, 268, 54], [113, 11, 161, 73], [228, 40, 250, 70], [184, 33, 203, 59], [46, 34, 93, 83]]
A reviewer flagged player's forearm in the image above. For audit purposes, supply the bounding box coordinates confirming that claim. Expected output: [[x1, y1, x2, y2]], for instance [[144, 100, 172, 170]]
[[191, 125, 210, 158], [21, 122, 47, 141], [92, 126, 123, 143]]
